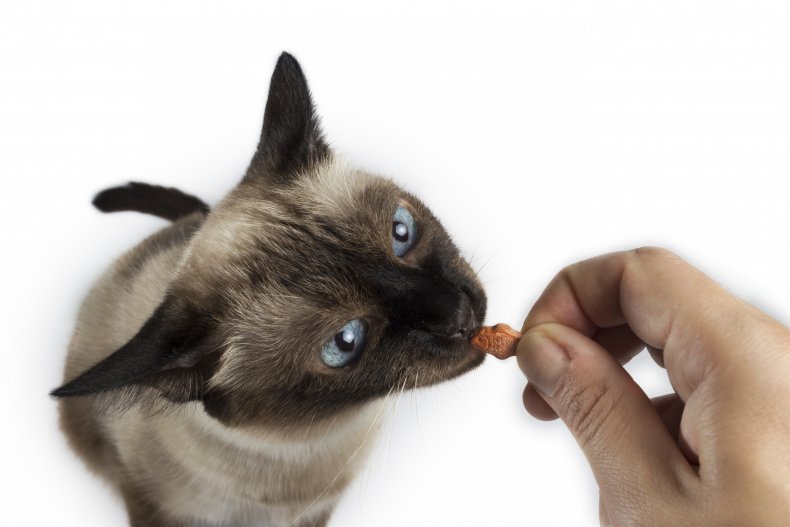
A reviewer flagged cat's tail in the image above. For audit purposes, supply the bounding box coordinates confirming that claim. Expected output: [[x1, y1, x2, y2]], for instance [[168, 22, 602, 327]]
[[92, 182, 210, 222]]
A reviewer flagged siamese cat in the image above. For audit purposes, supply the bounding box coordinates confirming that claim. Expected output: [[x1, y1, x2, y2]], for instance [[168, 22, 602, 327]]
[[52, 52, 487, 527]]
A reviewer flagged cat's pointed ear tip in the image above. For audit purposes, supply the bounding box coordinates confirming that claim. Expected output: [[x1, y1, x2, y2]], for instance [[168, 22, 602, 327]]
[[50, 383, 77, 398], [50, 377, 104, 398], [275, 52, 302, 70]]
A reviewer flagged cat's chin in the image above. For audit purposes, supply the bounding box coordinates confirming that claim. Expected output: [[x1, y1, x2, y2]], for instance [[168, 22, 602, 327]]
[[416, 338, 486, 388], [448, 344, 486, 378]]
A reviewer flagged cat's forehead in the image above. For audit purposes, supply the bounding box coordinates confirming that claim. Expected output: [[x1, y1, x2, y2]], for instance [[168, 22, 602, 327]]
[[185, 157, 393, 254], [177, 155, 443, 303], [296, 156, 373, 208], [291, 156, 418, 218]]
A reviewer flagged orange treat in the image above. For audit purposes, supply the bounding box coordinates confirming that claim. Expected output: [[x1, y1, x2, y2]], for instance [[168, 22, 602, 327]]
[[470, 323, 523, 360]]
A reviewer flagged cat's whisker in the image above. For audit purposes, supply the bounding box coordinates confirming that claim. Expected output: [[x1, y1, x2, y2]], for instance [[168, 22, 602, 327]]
[[467, 250, 478, 269], [379, 377, 408, 478], [412, 371, 424, 445], [316, 412, 342, 444], [474, 253, 496, 280], [375, 378, 407, 491], [412, 371, 419, 425], [379, 408, 397, 478]]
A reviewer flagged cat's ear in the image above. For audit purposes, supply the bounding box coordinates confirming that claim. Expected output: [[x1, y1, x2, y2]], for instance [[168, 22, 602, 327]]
[[51, 296, 220, 403], [249, 52, 329, 180]]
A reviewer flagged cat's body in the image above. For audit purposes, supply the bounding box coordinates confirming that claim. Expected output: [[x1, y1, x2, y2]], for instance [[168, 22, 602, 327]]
[[55, 54, 486, 526], [61, 210, 379, 526]]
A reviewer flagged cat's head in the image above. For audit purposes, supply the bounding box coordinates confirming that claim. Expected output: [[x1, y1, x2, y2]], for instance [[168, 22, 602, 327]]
[[53, 53, 487, 428]]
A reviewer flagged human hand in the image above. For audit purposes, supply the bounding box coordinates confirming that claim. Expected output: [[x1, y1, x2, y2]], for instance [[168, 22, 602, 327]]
[[516, 248, 790, 526]]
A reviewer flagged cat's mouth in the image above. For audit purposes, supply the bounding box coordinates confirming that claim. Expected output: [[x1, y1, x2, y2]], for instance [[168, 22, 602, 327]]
[[400, 278, 487, 389], [407, 329, 486, 389]]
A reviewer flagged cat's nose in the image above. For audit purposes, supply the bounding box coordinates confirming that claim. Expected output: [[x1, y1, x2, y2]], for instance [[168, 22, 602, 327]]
[[380, 269, 479, 337], [404, 288, 476, 339], [412, 288, 476, 339], [445, 292, 476, 339]]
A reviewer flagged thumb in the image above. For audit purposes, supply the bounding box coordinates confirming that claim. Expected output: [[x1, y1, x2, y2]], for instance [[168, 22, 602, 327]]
[[517, 323, 693, 511]]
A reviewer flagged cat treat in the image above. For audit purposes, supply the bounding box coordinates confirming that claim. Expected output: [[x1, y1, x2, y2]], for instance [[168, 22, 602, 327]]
[[470, 323, 523, 360]]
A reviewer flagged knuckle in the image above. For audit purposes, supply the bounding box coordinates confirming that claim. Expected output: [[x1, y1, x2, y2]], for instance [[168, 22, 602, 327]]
[[632, 245, 677, 263], [556, 264, 575, 287], [554, 374, 619, 450]]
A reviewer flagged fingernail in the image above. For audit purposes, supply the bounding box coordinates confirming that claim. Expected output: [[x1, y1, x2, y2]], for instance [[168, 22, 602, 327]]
[[517, 332, 569, 397]]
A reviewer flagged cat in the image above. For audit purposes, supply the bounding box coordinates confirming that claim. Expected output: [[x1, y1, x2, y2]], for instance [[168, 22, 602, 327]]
[[52, 52, 487, 527]]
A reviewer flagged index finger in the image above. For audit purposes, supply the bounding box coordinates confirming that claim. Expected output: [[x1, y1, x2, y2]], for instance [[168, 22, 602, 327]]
[[523, 247, 738, 400]]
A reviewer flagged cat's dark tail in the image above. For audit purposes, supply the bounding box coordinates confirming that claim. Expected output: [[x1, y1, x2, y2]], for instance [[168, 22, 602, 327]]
[[92, 182, 210, 222]]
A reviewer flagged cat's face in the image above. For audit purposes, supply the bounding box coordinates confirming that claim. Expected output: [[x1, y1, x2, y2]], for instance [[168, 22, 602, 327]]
[[54, 53, 487, 429], [194, 157, 486, 426]]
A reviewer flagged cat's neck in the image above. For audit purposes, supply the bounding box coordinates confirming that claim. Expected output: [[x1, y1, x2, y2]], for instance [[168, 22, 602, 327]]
[[109, 396, 390, 525], [188, 397, 390, 459]]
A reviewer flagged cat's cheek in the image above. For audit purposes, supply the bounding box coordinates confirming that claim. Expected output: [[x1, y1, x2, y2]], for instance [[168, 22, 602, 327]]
[[453, 345, 487, 374]]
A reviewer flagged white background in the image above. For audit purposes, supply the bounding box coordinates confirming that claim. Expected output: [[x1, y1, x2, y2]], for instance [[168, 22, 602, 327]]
[[2, 1, 789, 525]]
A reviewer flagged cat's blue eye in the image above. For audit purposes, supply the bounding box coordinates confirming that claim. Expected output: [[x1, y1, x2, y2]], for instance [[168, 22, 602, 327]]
[[392, 205, 417, 257], [321, 319, 366, 368]]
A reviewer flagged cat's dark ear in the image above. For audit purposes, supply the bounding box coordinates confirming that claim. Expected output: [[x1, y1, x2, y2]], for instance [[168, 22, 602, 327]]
[[249, 52, 329, 180], [51, 296, 220, 403]]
